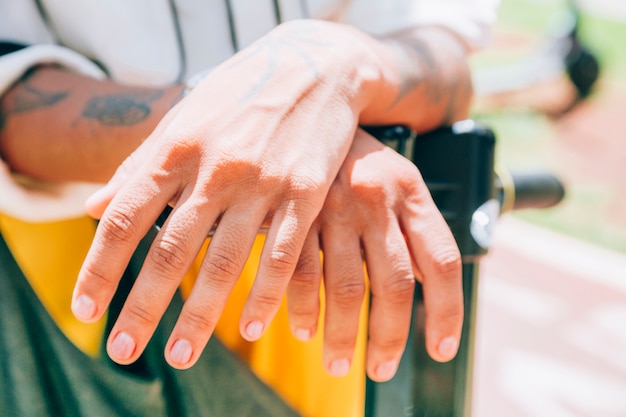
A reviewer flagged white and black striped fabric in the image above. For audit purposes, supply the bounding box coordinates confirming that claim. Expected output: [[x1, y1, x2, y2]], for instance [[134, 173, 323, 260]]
[[0, 0, 498, 87]]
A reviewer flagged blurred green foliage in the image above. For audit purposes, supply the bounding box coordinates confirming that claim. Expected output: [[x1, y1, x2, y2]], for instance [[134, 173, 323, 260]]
[[470, 0, 626, 252]]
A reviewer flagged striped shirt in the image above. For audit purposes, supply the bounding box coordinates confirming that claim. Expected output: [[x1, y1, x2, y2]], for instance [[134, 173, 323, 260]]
[[1, 0, 498, 86]]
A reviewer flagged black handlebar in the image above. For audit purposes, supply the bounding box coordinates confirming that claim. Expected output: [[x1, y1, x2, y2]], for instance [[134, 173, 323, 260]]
[[497, 169, 566, 211], [366, 121, 565, 257]]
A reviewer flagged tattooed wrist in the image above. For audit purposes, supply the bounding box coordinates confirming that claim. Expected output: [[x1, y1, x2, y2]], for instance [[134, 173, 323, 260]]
[[384, 27, 472, 126]]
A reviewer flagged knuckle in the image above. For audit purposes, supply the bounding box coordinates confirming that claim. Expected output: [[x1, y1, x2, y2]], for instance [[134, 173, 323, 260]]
[[100, 207, 139, 243], [81, 264, 115, 287], [290, 270, 320, 293], [326, 336, 357, 353], [369, 335, 407, 353], [151, 238, 190, 274], [251, 291, 283, 309], [125, 303, 158, 326], [287, 174, 323, 198], [380, 275, 416, 304], [266, 248, 298, 275], [206, 250, 241, 278], [431, 249, 462, 278], [326, 180, 388, 221], [351, 181, 387, 204], [330, 281, 366, 307], [181, 307, 215, 333], [288, 305, 319, 322], [159, 137, 202, 174]]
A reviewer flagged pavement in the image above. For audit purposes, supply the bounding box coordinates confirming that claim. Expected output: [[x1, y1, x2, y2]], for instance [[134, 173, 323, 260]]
[[471, 216, 626, 417], [469, 71, 626, 417]]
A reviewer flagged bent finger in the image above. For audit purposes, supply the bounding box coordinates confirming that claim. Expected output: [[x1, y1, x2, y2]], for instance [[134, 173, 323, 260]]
[[106, 197, 215, 364], [72, 176, 177, 324], [401, 201, 463, 363], [363, 218, 415, 382], [166, 206, 266, 368], [239, 201, 315, 342], [287, 226, 322, 342], [321, 224, 365, 378]]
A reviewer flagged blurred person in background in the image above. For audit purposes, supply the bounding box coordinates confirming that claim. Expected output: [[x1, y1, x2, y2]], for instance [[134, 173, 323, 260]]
[[0, 1, 498, 416]]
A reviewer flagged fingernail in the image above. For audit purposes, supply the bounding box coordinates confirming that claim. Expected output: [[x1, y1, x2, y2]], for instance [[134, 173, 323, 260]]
[[109, 332, 136, 360], [376, 360, 398, 381], [294, 328, 311, 342], [438, 336, 459, 358], [72, 294, 96, 321], [170, 339, 193, 365], [245, 321, 264, 340], [329, 358, 351, 377]]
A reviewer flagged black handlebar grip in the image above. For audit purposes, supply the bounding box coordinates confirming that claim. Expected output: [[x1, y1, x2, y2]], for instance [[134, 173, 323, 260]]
[[497, 169, 566, 211]]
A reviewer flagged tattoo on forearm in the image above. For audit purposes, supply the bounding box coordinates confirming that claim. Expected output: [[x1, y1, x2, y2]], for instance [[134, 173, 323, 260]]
[[0, 70, 165, 131], [389, 33, 472, 124], [0, 71, 69, 130], [391, 37, 442, 107], [82, 91, 163, 126]]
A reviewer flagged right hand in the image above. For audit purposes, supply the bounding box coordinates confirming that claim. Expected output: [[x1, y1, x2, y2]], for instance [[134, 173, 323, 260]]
[[287, 129, 463, 382]]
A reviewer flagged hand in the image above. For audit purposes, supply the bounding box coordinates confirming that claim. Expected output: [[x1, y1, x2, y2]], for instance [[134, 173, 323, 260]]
[[287, 129, 463, 382], [71, 20, 377, 369]]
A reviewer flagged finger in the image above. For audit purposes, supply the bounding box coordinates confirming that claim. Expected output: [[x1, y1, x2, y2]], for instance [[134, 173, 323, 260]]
[[72, 176, 177, 324], [165, 206, 266, 369], [239, 201, 315, 342], [401, 200, 463, 363], [105, 197, 217, 364], [362, 218, 415, 382], [321, 224, 365, 378], [287, 226, 322, 342]]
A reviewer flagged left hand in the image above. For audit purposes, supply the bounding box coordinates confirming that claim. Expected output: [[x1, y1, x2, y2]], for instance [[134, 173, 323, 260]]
[[286, 129, 463, 382]]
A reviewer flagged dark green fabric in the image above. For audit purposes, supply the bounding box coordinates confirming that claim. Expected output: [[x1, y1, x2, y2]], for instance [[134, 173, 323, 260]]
[[0, 229, 300, 417]]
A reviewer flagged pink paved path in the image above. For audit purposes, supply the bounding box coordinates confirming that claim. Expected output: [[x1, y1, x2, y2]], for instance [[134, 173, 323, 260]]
[[472, 218, 626, 417]]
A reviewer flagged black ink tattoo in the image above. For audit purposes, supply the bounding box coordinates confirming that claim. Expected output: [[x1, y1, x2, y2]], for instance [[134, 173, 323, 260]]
[[0, 70, 69, 131], [225, 22, 329, 102], [391, 36, 442, 107], [82, 91, 163, 126]]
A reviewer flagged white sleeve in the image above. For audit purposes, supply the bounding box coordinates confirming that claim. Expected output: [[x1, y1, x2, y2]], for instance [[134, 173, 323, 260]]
[[0, 44, 105, 97], [342, 0, 500, 51], [0, 45, 106, 222]]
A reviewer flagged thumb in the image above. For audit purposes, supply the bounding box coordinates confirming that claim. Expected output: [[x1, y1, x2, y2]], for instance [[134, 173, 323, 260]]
[[84, 147, 147, 219], [84, 182, 117, 219]]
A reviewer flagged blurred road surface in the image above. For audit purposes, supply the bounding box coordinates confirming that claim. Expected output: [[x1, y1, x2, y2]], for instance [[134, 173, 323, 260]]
[[472, 217, 626, 417]]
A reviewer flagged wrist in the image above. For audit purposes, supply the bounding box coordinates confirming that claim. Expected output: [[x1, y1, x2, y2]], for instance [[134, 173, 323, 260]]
[[268, 20, 386, 119], [358, 26, 473, 131]]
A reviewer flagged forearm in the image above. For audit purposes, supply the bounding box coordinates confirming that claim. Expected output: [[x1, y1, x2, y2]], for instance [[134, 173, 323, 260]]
[[358, 26, 473, 132], [0, 22, 472, 183], [0, 65, 183, 183]]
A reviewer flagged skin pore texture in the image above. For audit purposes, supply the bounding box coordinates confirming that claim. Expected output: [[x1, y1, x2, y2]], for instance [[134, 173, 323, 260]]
[[0, 20, 471, 382]]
